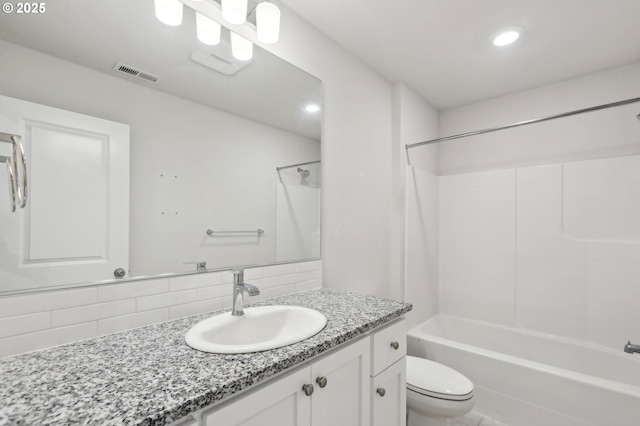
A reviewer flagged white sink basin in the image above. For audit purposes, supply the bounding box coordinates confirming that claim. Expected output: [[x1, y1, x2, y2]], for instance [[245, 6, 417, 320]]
[[185, 305, 327, 354]]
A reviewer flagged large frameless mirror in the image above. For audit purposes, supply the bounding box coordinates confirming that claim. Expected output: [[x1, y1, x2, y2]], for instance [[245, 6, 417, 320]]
[[0, 0, 322, 294]]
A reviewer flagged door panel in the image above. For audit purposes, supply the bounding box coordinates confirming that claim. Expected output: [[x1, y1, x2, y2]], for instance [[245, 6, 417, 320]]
[[27, 123, 107, 260], [0, 95, 129, 291]]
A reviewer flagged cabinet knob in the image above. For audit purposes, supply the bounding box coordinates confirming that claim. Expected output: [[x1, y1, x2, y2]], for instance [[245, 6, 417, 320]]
[[376, 387, 386, 397], [316, 376, 328, 388], [302, 383, 314, 396], [390, 341, 399, 350]]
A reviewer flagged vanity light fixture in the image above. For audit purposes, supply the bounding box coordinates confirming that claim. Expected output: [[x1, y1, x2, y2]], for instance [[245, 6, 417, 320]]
[[221, 0, 281, 45], [305, 104, 320, 113], [154, 0, 184, 26], [256, 1, 281, 44], [230, 31, 253, 61], [225, 1, 281, 62], [196, 12, 222, 45], [222, 0, 248, 25], [154, 0, 282, 60], [492, 26, 524, 47]]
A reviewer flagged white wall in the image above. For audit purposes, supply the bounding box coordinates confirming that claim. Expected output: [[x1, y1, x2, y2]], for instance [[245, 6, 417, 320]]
[[438, 62, 640, 174], [392, 84, 439, 329], [435, 62, 640, 350], [260, 6, 396, 298]]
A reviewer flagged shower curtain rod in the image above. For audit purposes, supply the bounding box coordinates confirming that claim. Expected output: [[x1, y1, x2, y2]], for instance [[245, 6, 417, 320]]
[[276, 160, 321, 171], [405, 96, 640, 164]]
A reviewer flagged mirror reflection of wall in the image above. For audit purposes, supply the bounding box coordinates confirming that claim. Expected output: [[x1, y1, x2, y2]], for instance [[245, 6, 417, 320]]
[[276, 161, 321, 261], [0, 0, 321, 294]]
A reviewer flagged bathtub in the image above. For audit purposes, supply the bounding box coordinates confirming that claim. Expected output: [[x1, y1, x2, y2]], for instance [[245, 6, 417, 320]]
[[407, 315, 640, 426]]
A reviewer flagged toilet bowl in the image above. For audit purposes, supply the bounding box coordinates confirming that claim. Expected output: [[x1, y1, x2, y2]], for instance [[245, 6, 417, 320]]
[[406, 355, 475, 426]]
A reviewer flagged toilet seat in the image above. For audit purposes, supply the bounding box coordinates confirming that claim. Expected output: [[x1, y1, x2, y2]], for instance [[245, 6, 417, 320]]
[[406, 355, 474, 401]]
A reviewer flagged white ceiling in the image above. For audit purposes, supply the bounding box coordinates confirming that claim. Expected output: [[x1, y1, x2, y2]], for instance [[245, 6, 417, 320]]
[[280, 0, 640, 110]]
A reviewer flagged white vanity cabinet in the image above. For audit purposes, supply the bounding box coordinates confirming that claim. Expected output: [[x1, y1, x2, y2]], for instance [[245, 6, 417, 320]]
[[308, 336, 371, 426], [172, 319, 406, 426], [202, 336, 370, 426], [370, 319, 407, 426], [202, 367, 312, 426]]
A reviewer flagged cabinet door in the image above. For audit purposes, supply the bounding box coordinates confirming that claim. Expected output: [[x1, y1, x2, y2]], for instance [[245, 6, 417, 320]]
[[202, 366, 311, 426], [167, 415, 199, 426], [371, 357, 406, 426], [311, 337, 371, 426]]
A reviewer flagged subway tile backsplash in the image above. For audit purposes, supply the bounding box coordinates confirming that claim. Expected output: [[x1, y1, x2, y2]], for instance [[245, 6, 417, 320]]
[[0, 260, 322, 358], [97, 279, 169, 302], [0, 287, 98, 318]]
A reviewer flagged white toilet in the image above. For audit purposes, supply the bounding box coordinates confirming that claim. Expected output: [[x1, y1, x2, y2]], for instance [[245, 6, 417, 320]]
[[406, 355, 475, 426]]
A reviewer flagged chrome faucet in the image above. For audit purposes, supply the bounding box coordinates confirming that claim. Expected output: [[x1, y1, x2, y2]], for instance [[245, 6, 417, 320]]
[[231, 268, 260, 316], [624, 341, 640, 354]]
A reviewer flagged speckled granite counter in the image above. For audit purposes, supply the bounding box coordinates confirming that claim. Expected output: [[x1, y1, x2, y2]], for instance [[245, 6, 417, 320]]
[[0, 288, 411, 425]]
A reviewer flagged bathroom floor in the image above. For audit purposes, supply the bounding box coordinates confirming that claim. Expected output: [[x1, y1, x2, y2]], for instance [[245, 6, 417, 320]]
[[452, 410, 508, 426]]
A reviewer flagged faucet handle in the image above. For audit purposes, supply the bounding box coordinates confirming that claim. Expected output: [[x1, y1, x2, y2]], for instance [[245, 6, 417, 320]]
[[232, 268, 244, 283]]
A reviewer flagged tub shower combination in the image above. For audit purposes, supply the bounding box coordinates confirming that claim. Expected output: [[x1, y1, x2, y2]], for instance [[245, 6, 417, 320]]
[[408, 315, 640, 426], [405, 96, 640, 426]]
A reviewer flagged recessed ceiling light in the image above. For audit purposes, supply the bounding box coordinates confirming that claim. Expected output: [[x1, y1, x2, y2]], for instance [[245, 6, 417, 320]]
[[492, 26, 524, 47], [305, 104, 320, 113]]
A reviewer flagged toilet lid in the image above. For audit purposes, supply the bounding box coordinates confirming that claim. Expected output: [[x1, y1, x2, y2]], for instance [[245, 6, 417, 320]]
[[406, 356, 474, 401]]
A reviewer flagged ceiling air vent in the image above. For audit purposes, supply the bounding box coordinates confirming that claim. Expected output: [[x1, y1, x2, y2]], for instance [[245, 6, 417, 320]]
[[113, 62, 160, 84]]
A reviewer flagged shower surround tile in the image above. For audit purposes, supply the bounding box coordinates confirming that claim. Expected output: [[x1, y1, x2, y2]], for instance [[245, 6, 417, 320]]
[[439, 169, 516, 326], [436, 155, 640, 351]]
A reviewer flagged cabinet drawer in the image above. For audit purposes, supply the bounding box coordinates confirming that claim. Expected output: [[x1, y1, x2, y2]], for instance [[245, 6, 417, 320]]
[[371, 319, 406, 376]]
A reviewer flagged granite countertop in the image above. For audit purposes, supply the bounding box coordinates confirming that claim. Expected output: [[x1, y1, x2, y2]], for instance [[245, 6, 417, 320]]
[[0, 288, 411, 426]]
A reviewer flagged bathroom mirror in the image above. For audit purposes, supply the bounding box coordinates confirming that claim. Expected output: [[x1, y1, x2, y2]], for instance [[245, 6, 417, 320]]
[[0, 0, 321, 294]]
